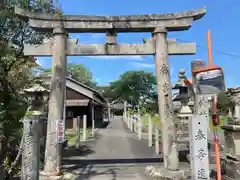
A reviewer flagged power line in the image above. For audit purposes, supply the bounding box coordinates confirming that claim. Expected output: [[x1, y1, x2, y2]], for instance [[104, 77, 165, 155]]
[[176, 38, 240, 59]]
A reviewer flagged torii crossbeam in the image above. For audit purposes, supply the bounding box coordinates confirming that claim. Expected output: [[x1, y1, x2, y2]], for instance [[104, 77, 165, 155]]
[[24, 38, 196, 56]]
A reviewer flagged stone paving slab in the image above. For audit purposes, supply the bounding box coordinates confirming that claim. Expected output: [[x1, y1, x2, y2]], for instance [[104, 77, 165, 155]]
[[62, 117, 159, 179], [62, 164, 150, 180]]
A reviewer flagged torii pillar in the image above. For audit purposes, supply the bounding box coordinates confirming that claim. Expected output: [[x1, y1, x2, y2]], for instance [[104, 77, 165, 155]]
[[44, 27, 68, 175], [153, 27, 179, 170]]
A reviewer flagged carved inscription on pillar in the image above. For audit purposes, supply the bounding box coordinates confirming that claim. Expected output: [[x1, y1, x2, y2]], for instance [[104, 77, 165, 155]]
[[153, 27, 179, 170], [22, 116, 40, 180], [160, 64, 169, 75], [189, 95, 210, 180]]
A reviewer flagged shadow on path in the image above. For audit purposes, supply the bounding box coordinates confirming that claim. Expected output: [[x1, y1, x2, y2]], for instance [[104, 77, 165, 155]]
[[63, 145, 95, 158], [62, 158, 157, 179], [64, 157, 161, 167], [98, 121, 110, 129], [65, 164, 122, 180]]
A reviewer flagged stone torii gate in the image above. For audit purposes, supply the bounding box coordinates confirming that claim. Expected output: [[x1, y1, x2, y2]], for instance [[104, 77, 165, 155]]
[[15, 7, 206, 179]]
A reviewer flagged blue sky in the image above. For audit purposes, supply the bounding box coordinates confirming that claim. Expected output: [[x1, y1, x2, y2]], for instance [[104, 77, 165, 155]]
[[37, 0, 240, 87]]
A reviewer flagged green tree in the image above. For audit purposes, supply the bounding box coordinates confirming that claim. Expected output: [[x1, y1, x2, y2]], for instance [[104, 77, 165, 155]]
[[106, 71, 157, 106], [97, 82, 122, 102], [217, 92, 235, 114], [68, 63, 97, 87], [43, 63, 97, 88], [0, 0, 59, 177]]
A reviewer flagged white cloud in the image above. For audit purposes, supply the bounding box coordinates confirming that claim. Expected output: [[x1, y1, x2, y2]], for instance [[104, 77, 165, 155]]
[[91, 33, 105, 39], [131, 62, 154, 68], [87, 55, 144, 61], [131, 62, 176, 74], [170, 68, 175, 76]]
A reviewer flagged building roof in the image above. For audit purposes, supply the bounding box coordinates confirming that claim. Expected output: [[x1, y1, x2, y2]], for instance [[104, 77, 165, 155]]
[[111, 98, 124, 105], [34, 72, 107, 105], [66, 77, 107, 104], [110, 99, 133, 109], [24, 84, 49, 93]]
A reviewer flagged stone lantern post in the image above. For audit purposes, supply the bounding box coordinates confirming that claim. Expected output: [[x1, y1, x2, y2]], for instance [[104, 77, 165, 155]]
[[173, 69, 193, 152], [22, 84, 49, 180]]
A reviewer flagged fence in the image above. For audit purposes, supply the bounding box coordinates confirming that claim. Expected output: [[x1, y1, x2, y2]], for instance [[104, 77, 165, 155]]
[[123, 112, 225, 164], [123, 113, 162, 155]]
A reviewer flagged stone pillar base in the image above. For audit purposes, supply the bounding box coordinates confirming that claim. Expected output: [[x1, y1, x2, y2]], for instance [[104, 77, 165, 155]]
[[222, 175, 237, 180], [0, 165, 5, 180], [40, 171, 62, 180], [145, 163, 191, 180], [222, 157, 240, 180]]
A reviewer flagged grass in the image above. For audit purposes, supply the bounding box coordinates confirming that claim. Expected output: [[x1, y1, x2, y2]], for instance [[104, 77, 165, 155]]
[[140, 114, 227, 133], [209, 115, 226, 132], [65, 130, 76, 145], [140, 114, 160, 132], [65, 129, 91, 145]]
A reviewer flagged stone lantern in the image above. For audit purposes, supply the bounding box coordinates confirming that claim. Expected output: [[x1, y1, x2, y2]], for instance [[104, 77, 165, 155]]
[[24, 84, 49, 112], [24, 84, 49, 139], [173, 69, 192, 152]]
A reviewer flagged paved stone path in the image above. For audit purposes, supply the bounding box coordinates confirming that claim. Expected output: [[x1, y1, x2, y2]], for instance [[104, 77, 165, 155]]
[[62, 117, 160, 180]]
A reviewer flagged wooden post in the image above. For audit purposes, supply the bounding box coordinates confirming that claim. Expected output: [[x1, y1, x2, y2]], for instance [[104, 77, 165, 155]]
[[148, 115, 153, 147], [44, 27, 68, 174], [124, 101, 127, 122], [75, 116, 81, 148], [92, 103, 95, 137], [152, 27, 179, 170], [82, 115, 87, 141], [108, 103, 111, 121], [127, 114, 130, 128], [134, 118, 137, 132], [22, 114, 40, 180], [137, 115, 142, 140], [63, 85, 66, 139], [155, 126, 160, 155], [130, 116, 133, 131]]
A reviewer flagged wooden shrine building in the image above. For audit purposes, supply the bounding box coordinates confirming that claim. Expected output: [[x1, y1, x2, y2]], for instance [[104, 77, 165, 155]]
[[38, 72, 108, 129], [65, 77, 107, 129], [110, 99, 132, 115]]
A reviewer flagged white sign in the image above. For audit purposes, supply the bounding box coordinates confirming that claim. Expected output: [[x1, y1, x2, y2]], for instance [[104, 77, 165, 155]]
[[189, 96, 210, 180], [195, 69, 225, 95], [56, 120, 65, 143], [195, 69, 222, 80], [66, 99, 89, 106]]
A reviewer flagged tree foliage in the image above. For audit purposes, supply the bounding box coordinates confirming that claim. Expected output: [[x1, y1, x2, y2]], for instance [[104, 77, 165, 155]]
[[43, 63, 97, 88], [217, 92, 235, 114], [98, 70, 158, 114], [0, 0, 60, 177], [109, 71, 156, 105]]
